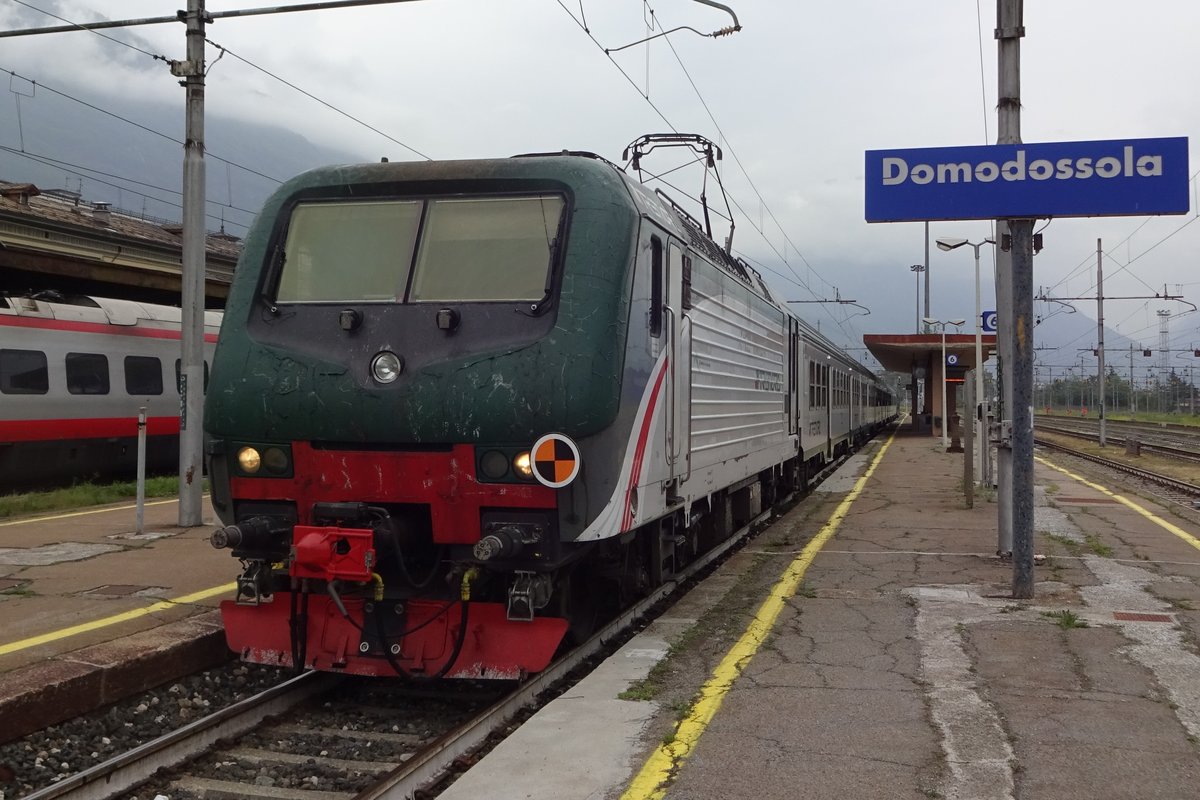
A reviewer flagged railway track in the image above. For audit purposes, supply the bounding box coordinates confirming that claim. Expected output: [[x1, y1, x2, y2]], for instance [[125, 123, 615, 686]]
[[1036, 417, 1200, 463], [18, 456, 823, 800], [1034, 435, 1200, 507]]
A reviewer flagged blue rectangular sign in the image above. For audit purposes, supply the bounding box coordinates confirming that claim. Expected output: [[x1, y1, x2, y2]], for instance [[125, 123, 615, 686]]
[[865, 137, 1189, 222]]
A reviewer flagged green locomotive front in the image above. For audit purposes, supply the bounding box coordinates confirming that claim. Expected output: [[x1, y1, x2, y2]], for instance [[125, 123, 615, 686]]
[[206, 154, 661, 678]]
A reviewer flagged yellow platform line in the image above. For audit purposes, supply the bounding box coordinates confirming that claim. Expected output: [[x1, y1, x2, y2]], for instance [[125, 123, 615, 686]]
[[1036, 455, 1200, 553], [0, 582, 236, 657], [621, 429, 899, 800], [0, 498, 179, 527]]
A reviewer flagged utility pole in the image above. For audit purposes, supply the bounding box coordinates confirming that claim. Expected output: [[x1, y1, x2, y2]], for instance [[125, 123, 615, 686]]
[[1130, 343, 1137, 416], [995, 0, 1035, 598], [176, 0, 207, 526], [0, 0, 437, 527], [1096, 239, 1106, 446]]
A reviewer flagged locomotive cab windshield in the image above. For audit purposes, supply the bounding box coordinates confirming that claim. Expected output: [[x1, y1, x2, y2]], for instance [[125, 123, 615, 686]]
[[273, 193, 566, 305]]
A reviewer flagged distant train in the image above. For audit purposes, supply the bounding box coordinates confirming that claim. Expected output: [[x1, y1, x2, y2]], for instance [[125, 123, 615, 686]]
[[0, 294, 221, 490], [206, 148, 897, 680]]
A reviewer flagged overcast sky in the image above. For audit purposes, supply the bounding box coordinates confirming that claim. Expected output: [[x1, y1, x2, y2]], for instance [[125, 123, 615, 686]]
[[1, 0, 1198, 365]]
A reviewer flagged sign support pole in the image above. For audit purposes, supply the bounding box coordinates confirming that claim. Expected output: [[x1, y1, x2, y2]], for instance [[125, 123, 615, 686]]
[[997, 0, 1035, 598]]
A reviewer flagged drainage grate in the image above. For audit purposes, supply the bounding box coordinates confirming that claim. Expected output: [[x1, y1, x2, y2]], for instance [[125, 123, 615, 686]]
[[1113, 611, 1174, 623], [1056, 497, 1119, 505]]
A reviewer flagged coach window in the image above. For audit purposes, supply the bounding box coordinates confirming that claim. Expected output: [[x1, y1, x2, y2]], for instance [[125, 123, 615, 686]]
[[66, 352, 110, 395], [174, 359, 210, 393], [126, 356, 164, 395], [0, 349, 48, 394]]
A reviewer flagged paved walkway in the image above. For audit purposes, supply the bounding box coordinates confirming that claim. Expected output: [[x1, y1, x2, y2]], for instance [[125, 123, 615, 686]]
[[445, 426, 1200, 800], [0, 498, 229, 741]]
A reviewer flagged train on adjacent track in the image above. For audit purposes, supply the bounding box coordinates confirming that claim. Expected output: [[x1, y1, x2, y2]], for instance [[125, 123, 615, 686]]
[[0, 293, 220, 490], [206, 143, 897, 680]]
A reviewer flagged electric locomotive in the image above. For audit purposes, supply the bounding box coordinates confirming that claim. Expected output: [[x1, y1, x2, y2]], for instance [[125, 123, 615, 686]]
[[206, 145, 894, 679]]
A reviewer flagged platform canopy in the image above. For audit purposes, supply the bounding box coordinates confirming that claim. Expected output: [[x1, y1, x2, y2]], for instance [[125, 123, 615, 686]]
[[864, 333, 997, 374]]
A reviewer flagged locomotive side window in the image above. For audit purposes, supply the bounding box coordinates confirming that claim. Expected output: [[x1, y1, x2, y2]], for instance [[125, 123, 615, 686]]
[[409, 196, 564, 302], [65, 352, 110, 395], [649, 236, 663, 337], [277, 200, 422, 303], [0, 349, 49, 394], [126, 356, 164, 395]]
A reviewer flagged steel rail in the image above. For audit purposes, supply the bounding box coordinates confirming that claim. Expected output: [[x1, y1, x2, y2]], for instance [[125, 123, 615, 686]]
[[23, 447, 859, 800], [353, 502, 778, 800], [20, 671, 337, 800]]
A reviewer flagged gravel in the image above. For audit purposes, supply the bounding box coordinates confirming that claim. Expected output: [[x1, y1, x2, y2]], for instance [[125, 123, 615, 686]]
[[0, 661, 284, 799]]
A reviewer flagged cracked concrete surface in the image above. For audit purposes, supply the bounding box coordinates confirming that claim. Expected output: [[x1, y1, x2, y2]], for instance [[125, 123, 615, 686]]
[[411, 430, 1200, 799], [642, 430, 1200, 799]]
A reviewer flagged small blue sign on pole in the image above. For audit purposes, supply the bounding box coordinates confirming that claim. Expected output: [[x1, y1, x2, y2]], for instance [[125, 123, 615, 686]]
[[981, 311, 997, 332], [946, 353, 959, 367], [865, 137, 1189, 222]]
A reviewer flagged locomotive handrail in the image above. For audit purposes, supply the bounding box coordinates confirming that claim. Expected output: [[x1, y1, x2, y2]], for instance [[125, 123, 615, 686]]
[[664, 304, 678, 467]]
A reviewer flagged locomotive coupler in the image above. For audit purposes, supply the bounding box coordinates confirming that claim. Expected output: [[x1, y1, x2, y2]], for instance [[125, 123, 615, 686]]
[[507, 570, 553, 622], [234, 560, 272, 606]]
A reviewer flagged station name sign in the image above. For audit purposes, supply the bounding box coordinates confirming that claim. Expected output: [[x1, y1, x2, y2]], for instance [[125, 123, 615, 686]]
[[865, 137, 1189, 222]]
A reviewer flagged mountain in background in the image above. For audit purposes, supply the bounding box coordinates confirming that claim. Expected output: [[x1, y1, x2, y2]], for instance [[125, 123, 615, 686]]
[[1, 93, 369, 240]]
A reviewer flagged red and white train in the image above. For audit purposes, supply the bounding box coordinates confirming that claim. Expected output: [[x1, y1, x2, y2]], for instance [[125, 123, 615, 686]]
[[0, 293, 220, 490]]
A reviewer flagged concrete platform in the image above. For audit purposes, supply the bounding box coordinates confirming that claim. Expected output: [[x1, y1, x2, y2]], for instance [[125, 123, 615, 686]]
[[442, 426, 1200, 800], [0, 498, 232, 741]]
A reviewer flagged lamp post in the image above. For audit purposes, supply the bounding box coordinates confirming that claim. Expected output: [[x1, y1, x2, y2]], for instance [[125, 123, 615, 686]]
[[936, 237, 992, 480], [924, 317, 966, 450], [909, 264, 925, 333]]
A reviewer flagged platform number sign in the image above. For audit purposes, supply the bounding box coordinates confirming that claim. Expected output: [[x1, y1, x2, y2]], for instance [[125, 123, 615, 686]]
[[946, 354, 959, 367], [981, 310, 997, 332]]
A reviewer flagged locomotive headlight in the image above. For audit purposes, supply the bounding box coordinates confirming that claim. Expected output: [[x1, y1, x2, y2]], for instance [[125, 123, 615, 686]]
[[513, 451, 533, 479], [237, 446, 262, 474], [262, 446, 290, 475], [370, 351, 403, 384]]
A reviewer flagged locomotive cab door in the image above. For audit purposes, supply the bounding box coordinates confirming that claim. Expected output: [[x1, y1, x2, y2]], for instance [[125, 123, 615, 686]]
[[664, 240, 691, 488]]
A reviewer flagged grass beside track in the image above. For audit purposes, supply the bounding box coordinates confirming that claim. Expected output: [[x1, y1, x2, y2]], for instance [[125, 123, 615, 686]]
[[0, 476, 199, 520], [1035, 429, 1200, 485]]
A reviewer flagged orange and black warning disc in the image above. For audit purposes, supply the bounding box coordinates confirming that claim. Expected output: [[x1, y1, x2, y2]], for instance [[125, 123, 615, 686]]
[[530, 433, 581, 488]]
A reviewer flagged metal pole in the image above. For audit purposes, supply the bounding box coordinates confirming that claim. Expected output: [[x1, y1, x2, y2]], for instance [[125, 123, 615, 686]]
[[965, 374, 975, 508], [973, 245, 985, 484], [997, 0, 1033, 597], [1099, 237, 1104, 448], [924, 221, 931, 332], [136, 407, 147, 535], [178, 0, 207, 526], [940, 328, 949, 449], [1130, 343, 1136, 416]]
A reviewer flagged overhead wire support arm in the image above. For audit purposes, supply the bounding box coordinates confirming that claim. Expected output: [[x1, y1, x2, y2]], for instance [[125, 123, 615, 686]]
[[786, 290, 870, 317], [603, 0, 741, 53]]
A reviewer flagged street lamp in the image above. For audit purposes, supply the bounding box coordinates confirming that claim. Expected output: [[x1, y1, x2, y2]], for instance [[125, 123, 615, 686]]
[[909, 264, 925, 333], [924, 317, 966, 450], [936, 237, 993, 480]]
